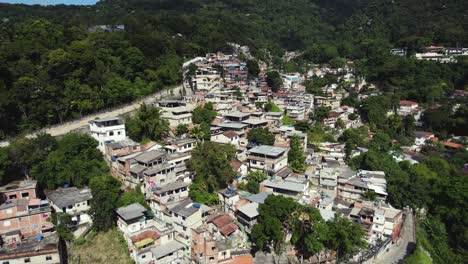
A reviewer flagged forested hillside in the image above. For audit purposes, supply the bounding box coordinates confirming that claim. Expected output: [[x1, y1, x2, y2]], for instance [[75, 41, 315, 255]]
[[0, 0, 466, 138]]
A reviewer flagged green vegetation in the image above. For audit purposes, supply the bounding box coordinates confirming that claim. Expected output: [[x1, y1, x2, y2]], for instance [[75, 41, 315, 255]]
[[192, 102, 217, 124], [126, 103, 169, 142], [54, 213, 74, 242], [188, 141, 236, 205], [89, 175, 121, 232], [405, 246, 433, 264], [251, 195, 366, 258], [70, 228, 134, 264], [247, 128, 275, 146], [244, 170, 268, 194], [266, 71, 283, 92], [1, 133, 107, 189], [246, 60, 260, 77], [117, 187, 147, 209], [32, 133, 108, 189], [264, 101, 282, 112], [288, 135, 306, 172], [175, 123, 189, 136], [282, 115, 294, 126]]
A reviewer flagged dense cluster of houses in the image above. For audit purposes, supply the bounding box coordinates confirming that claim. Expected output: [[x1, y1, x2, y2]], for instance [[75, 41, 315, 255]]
[[3, 49, 464, 264], [0, 180, 92, 263]]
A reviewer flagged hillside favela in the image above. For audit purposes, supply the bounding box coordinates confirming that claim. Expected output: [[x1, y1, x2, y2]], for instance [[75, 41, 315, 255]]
[[0, 1, 466, 264]]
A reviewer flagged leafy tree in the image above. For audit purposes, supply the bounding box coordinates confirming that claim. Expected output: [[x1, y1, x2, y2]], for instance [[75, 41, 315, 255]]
[[288, 135, 306, 172], [336, 118, 345, 129], [175, 124, 189, 136], [246, 170, 268, 194], [362, 190, 377, 201], [9, 134, 58, 179], [313, 106, 331, 122], [188, 142, 236, 202], [188, 182, 219, 205], [247, 128, 275, 145], [0, 147, 11, 184], [126, 103, 169, 142], [118, 187, 147, 209], [192, 103, 217, 124], [246, 60, 260, 77], [31, 133, 107, 189], [291, 206, 329, 257], [266, 71, 283, 92], [89, 175, 121, 232], [325, 214, 367, 258], [294, 121, 312, 132], [54, 213, 74, 242], [252, 195, 298, 252]]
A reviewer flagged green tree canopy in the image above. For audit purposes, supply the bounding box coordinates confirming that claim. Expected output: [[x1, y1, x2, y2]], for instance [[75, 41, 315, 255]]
[[126, 103, 169, 142], [89, 175, 121, 232], [288, 135, 306, 172], [247, 128, 275, 146]]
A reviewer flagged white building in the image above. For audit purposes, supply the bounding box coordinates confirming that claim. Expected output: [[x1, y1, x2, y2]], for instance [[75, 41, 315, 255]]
[[89, 117, 126, 152], [155, 100, 196, 128], [45, 187, 93, 236], [247, 145, 288, 175]]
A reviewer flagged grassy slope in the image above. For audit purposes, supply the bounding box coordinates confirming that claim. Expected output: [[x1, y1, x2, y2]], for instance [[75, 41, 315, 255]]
[[405, 245, 433, 264], [70, 228, 134, 264]]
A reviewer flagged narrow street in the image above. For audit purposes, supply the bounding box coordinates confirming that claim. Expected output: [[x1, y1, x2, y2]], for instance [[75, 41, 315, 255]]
[[0, 85, 185, 147], [371, 211, 416, 264]]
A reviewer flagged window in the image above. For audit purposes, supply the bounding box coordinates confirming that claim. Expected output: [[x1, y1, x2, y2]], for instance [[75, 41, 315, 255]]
[[24, 258, 31, 263], [141, 255, 146, 259], [211, 247, 216, 250], [3, 220, 11, 227], [209, 257, 215, 260], [46, 256, 53, 261], [118, 131, 121, 135], [109, 131, 114, 136], [21, 192, 29, 198], [8, 194, 17, 199], [68, 205, 73, 209], [2, 261, 10, 264], [33, 224, 39, 229]]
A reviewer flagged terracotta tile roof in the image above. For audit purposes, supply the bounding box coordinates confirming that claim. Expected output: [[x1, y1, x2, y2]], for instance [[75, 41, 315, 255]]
[[208, 214, 233, 229], [208, 214, 238, 236], [400, 100, 418, 106], [230, 159, 243, 171], [223, 130, 238, 139], [131, 230, 160, 243], [229, 255, 254, 264], [219, 223, 238, 236], [444, 141, 463, 149]]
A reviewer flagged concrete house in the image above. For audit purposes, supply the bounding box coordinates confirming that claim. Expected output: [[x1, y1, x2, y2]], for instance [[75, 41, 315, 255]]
[[0, 233, 62, 264], [0, 180, 53, 237], [247, 145, 288, 175], [155, 100, 196, 128], [45, 187, 93, 236], [89, 117, 126, 152]]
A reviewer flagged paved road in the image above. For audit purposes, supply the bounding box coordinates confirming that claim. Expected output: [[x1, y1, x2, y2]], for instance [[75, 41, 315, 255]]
[[0, 85, 185, 147], [371, 211, 416, 264]]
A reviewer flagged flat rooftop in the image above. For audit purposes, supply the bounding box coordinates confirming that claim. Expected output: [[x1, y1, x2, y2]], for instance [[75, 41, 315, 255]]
[[45, 187, 92, 208], [0, 180, 37, 193], [0, 233, 59, 261], [225, 112, 250, 118], [248, 145, 287, 156]]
